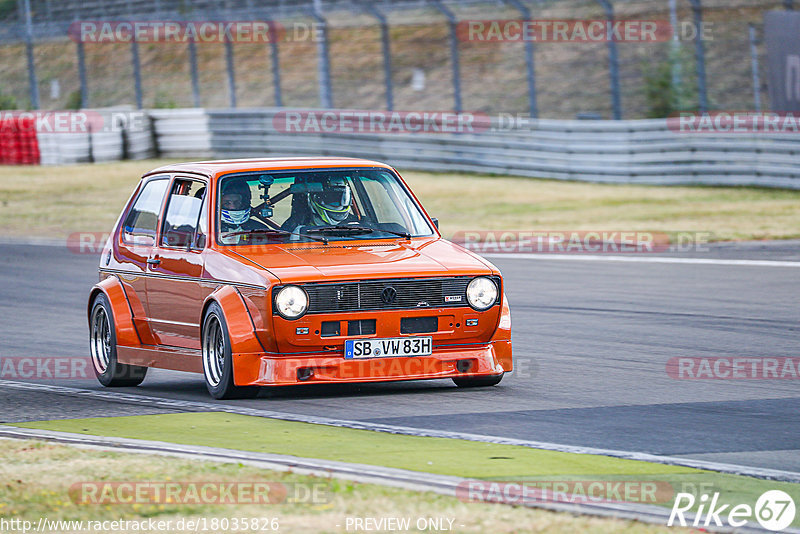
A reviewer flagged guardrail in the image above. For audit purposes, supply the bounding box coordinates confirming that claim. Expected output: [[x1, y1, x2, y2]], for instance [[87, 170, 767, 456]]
[[34, 107, 800, 190], [36, 109, 155, 165]]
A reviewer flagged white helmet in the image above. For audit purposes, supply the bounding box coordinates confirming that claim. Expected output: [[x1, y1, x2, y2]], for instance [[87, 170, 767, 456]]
[[220, 180, 251, 226]]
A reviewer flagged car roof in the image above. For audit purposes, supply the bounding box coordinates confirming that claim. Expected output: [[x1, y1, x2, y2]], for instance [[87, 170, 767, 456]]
[[143, 157, 394, 179]]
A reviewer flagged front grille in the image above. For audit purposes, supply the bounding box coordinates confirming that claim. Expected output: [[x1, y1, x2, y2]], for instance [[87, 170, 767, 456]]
[[272, 276, 500, 315]]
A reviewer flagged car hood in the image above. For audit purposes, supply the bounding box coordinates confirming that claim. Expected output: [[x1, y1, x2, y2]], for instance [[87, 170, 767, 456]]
[[224, 237, 497, 283]]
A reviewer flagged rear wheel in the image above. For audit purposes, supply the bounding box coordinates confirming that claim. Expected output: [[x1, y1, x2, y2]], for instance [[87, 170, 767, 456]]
[[90, 293, 147, 387], [452, 373, 504, 388], [202, 302, 260, 400]]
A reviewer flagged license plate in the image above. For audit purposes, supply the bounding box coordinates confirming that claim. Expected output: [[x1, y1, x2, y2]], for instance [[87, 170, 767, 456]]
[[344, 337, 432, 359]]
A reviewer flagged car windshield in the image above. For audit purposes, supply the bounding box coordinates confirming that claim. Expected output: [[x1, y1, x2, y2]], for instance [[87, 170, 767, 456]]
[[216, 169, 434, 245]]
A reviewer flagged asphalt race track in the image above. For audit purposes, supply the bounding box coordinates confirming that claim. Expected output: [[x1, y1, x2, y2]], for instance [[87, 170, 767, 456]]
[[1, 241, 799, 472]]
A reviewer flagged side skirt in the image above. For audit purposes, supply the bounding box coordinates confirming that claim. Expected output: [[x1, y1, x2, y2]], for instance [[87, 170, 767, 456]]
[[117, 345, 203, 374]]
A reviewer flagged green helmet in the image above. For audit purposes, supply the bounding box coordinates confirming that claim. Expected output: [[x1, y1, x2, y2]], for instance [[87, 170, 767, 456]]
[[309, 176, 351, 224]]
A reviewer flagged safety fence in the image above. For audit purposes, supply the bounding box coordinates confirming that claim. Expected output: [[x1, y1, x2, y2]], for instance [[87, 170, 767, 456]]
[[18, 107, 800, 190]]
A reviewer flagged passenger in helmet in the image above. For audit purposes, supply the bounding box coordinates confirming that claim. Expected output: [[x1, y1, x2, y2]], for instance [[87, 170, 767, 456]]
[[308, 176, 352, 225], [219, 180, 266, 244]]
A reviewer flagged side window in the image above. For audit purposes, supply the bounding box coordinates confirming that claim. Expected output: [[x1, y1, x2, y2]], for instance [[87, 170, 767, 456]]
[[161, 179, 206, 249], [122, 179, 169, 245]]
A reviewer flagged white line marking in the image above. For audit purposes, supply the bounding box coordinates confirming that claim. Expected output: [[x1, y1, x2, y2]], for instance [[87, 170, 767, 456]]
[[480, 253, 800, 267], [3, 380, 800, 483]]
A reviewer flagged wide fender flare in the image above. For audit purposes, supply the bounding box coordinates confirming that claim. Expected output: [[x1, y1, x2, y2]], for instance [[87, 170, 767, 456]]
[[202, 286, 267, 356], [490, 292, 513, 372], [88, 277, 140, 347]]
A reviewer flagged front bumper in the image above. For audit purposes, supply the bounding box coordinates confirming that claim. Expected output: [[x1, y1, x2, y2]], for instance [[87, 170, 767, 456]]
[[233, 340, 512, 386]]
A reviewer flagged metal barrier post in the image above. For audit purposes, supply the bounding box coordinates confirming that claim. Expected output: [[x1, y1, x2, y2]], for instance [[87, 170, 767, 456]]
[[597, 0, 621, 119], [21, 0, 39, 109], [76, 41, 89, 108], [688, 0, 708, 113], [131, 39, 143, 109], [188, 38, 201, 107], [431, 0, 462, 112], [269, 22, 283, 107], [748, 24, 761, 112], [225, 37, 237, 108], [366, 4, 394, 110], [310, 7, 333, 108], [504, 0, 537, 118]]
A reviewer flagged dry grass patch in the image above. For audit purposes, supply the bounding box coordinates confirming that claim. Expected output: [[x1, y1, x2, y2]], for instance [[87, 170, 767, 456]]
[[0, 161, 798, 242], [0, 439, 686, 533]]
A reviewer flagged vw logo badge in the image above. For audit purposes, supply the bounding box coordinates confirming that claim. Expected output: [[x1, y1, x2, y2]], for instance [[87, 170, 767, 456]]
[[381, 286, 397, 304]]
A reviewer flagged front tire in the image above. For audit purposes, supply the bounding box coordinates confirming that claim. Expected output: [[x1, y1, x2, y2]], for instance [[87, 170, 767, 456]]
[[202, 302, 260, 400], [90, 293, 147, 387], [452, 373, 504, 388]]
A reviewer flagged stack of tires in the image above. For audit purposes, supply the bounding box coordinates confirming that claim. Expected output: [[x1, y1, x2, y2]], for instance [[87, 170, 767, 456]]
[[0, 115, 40, 165]]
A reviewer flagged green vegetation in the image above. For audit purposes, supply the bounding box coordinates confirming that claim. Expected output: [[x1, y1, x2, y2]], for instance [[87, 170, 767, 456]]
[[1, 161, 799, 241], [1, 438, 685, 533], [18, 411, 800, 527]]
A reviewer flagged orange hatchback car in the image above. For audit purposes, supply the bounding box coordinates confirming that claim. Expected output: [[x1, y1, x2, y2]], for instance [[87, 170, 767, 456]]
[[88, 158, 512, 398]]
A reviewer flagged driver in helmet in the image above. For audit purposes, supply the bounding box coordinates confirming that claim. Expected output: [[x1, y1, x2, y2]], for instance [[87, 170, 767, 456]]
[[309, 176, 352, 225], [284, 176, 354, 235], [219, 179, 266, 244]]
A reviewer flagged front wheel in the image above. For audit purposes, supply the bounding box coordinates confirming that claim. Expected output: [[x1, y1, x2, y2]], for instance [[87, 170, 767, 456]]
[[90, 293, 147, 387], [452, 373, 504, 388], [202, 302, 260, 400]]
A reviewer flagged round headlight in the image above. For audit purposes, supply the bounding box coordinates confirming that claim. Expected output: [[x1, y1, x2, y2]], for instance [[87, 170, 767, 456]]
[[466, 277, 498, 311], [275, 286, 308, 319]]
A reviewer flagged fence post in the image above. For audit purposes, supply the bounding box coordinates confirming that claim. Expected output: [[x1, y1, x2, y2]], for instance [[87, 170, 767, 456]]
[[431, 1, 462, 112], [688, 0, 708, 113], [366, 4, 394, 111], [310, 7, 333, 108], [668, 0, 682, 107], [131, 39, 143, 109], [268, 22, 283, 107], [21, 0, 39, 109], [748, 24, 761, 112], [595, 0, 621, 119], [224, 37, 237, 108], [188, 38, 201, 107], [76, 41, 89, 108], [504, 0, 537, 118]]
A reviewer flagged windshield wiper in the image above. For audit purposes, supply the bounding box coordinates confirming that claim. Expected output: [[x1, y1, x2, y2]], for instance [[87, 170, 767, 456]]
[[306, 224, 411, 239], [222, 228, 328, 244]]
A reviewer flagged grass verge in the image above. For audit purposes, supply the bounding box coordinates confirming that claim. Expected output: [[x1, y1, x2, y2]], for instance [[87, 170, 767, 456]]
[[0, 438, 685, 533], [1, 161, 799, 241], [17, 412, 800, 528]]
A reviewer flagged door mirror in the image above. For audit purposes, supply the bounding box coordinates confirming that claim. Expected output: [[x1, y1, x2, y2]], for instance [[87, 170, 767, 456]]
[[431, 218, 439, 229], [193, 233, 206, 249]]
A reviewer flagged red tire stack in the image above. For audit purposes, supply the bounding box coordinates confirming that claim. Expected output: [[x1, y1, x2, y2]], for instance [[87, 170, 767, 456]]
[[0, 115, 41, 165]]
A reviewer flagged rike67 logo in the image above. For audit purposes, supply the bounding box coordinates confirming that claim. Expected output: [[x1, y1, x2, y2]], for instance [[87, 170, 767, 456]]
[[669, 490, 796, 531]]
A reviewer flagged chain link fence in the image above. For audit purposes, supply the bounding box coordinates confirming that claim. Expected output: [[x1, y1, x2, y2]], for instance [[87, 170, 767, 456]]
[[0, 0, 794, 118]]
